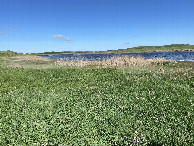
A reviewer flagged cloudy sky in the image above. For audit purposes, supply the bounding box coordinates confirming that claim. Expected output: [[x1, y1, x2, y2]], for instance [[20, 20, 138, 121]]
[[0, 0, 194, 53]]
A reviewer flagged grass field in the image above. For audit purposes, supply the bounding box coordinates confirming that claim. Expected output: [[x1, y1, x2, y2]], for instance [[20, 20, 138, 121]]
[[0, 55, 193, 145]]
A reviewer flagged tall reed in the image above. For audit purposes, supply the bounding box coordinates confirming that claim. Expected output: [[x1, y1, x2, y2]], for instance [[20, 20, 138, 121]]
[[55, 55, 166, 67]]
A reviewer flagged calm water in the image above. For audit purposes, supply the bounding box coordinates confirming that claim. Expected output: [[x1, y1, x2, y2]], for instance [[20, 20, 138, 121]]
[[38, 51, 194, 61]]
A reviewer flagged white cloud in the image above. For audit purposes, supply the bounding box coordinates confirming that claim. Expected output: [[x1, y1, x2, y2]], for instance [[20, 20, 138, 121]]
[[52, 34, 72, 41], [3, 26, 17, 32], [124, 42, 130, 45], [0, 32, 6, 35], [0, 25, 17, 35], [11, 30, 17, 32]]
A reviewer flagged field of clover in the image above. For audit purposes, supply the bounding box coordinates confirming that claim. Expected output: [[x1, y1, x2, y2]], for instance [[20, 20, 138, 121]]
[[0, 64, 193, 145]]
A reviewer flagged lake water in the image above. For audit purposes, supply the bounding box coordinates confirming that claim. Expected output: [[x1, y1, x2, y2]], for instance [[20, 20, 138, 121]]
[[38, 51, 194, 61]]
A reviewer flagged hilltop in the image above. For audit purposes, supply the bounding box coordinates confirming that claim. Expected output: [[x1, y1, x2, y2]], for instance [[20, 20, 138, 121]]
[[33, 44, 194, 55], [1, 44, 194, 55]]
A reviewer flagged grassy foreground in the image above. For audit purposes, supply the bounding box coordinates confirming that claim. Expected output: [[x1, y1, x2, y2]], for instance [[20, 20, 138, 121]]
[[0, 56, 193, 145]]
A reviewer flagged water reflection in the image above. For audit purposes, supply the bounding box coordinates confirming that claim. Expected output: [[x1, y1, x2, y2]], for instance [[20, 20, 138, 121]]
[[38, 51, 194, 61]]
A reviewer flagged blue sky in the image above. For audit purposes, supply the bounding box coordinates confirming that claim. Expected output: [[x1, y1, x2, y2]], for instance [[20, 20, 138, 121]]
[[0, 0, 194, 53]]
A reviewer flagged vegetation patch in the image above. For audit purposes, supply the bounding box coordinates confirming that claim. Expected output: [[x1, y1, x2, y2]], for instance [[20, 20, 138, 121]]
[[0, 50, 20, 57], [0, 55, 193, 145], [2, 56, 56, 69], [55, 55, 166, 67]]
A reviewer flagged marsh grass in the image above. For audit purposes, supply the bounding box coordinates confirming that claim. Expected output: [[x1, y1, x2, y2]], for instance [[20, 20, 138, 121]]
[[12, 55, 52, 62], [2, 55, 167, 69], [5, 56, 56, 69], [55, 55, 166, 67]]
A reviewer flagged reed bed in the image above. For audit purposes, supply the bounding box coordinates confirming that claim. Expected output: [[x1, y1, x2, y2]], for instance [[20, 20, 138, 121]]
[[12, 55, 51, 61], [8, 56, 55, 69], [55, 55, 166, 67]]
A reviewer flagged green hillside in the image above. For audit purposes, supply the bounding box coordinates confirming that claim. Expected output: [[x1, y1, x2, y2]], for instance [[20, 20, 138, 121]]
[[0, 50, 19, 57], [107, 44, 194, 53], [33, 44, 194, 55]]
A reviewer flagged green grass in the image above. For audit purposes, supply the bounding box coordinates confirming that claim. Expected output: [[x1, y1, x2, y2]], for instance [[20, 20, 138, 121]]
[[115, 44, 194, 53], [0, 55, 56, 69], [0, 50, 20, 57], [0, 57, 193, 145]]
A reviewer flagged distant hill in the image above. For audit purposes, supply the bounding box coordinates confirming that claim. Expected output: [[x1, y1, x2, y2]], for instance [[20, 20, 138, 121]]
[[106, 44, 194, 54], [33, 44, 194, 55], [0, 50, 19, 57], [2, 44, 194, 55]]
